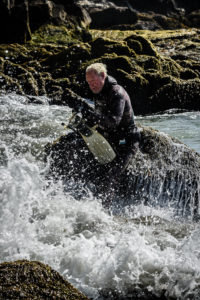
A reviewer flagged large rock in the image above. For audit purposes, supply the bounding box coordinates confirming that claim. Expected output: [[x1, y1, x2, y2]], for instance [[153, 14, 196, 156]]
[[0, 0, 31, 43], [76, 0, 200, 29], [175, 0, 200, 13], [84, 6, 138, 29], [0, 26, 199, 114], [0, 0, 199, 45], [45, 125, 200, 218], [0, 0, 90, 43], [0, 260, 89, 299]]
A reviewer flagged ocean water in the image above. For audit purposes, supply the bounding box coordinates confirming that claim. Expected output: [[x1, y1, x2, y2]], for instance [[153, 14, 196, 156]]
[[0, 93, 200, 299]]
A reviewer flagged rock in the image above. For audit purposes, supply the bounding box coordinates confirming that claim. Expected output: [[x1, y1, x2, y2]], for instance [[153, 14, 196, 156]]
[[90, 37, 136, 58], [175, 0, 200, 13], [0, 0, 31, 43], [0, 260, 89, 299], [186, 10, 200, 28], [125, 34, 158, 57], [149, 78, 200, 113], [45, 125, 200, 218], [0, 1, 90, 43], [88, 7, 138, 29], [0, 26, 200, 114], [128, 0, 179, 14], [76, 0, 200, 29]]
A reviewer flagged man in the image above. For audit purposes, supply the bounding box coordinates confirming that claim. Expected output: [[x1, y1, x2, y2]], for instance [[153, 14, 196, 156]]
[[64, 62, 141, 202], [84, 63, 140, 172]]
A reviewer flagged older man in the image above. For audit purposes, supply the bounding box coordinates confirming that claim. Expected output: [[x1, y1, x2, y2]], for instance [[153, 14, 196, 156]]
[[84, 63, 140, 169], [64, 62, 141, 198]]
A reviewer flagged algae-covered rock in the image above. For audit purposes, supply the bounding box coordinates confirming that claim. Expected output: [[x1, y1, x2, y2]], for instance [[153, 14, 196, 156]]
[[0, 25, 199, 114], [0, 260, 89, 300], [90, 37, 136, 58], [0, 72, 23, 94], [31, 24, 81, 45], [46, 124, 200, 217], [149, 78, 200, 113], [87, 6, 138, 29], [113, 69, 150, 114], [186, 10, 200, 28], [125, 34, 158, 57]]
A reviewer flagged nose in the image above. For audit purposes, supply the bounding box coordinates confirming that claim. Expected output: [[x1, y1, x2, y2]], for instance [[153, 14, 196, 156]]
[[90, 83, 96, 89]]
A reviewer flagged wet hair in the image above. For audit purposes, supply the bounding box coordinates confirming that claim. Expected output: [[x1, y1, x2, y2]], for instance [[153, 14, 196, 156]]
[[86, 63, 107, 76]]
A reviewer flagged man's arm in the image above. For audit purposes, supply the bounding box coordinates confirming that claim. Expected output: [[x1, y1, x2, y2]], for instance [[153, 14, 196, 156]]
[[62, 88, 92, 113], [82, 90, 126, 129]]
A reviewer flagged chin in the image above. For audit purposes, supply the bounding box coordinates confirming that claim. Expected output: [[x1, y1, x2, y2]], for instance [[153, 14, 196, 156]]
[[92, 87, 103, 94], [92, 89, 100, 94]]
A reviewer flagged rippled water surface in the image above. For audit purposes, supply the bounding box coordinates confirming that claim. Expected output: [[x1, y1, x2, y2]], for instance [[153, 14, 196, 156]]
[[138, 110, 200, 154], [0, 94, 200, 299]]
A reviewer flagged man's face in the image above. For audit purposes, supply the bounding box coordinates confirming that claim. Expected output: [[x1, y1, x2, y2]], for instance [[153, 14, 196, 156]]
[[86, 70, 105, 94]]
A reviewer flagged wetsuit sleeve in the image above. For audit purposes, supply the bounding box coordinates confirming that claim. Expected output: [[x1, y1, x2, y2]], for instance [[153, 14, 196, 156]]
[[81, 90, 126, 129], [62, 88, 91, 113]]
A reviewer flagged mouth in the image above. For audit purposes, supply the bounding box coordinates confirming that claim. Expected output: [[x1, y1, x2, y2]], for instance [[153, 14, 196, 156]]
[[91, 87, 98, 92]]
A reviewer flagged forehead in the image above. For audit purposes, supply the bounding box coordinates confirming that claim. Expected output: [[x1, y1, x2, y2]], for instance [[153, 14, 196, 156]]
[[86, 70, 99, 80]]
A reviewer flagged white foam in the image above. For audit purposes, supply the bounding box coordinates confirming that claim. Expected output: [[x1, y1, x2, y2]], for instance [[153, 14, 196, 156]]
[[1, 93, 200, 299]]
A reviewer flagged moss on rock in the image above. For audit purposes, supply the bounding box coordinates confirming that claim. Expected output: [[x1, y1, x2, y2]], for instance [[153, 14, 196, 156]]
[[0, 260, 89, 300], [143, 71, 172, 96], [160, 57, 182, 78], [101, 54, 134, 74], [90, 37, 136, 58], [31, 24, 81, 45], [126, 38, 143, 54], [115, 69, 150, 114], [0, 26, 199, 115], [179, 68, 198, 80], [136, 55, 161, 71], [0, 72, 23, 94], [125, 34, 158, 57], [149, 78, 200, 113]]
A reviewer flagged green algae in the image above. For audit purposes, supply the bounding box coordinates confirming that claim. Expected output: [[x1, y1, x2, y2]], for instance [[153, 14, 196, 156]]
[[125, 34, 158, 57], [30, 24, 80, 45], [90, 37, 136, 58], [90, 28, 198, 42], [0, 260, 89, 300], [0, 25, 199, 113]]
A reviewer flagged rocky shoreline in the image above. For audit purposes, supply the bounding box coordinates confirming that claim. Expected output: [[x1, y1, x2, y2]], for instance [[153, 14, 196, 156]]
[[0, 1, 200, 115], [0, 26, 199, 115], [1, 1, 200, 299]]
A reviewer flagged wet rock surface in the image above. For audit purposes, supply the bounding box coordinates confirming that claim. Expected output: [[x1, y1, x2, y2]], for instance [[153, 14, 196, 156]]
[[46, 125, 200, 217], [0, 1, 200, 115], [76, 0, 200, 30], [0, 26, 200, 115], [0, 260, 89, 299]]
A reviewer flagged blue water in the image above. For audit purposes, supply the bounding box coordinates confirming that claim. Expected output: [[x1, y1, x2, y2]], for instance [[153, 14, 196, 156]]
[[137, 110, 200, 154]]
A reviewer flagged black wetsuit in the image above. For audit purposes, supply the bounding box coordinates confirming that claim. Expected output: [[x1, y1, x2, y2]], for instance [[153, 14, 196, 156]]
[[84, 75, 141, 157], [63, 75, 141, 203], [63, 75, 141, 177]]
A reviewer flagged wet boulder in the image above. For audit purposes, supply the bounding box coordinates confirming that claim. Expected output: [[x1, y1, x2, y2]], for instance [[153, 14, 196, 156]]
[[119, 125, 200, 217], [0, 0, 31, 43], [186, 10, 200, 28], [149, 78, 200, 113], [45, 125, 200, 218], [88, 6, 138, 29], [0, 260, 89, 300], [0, 0, 90, 44]]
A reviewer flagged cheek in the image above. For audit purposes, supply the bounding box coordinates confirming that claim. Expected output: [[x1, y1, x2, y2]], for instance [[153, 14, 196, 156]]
[[90, 81, 98, 88]]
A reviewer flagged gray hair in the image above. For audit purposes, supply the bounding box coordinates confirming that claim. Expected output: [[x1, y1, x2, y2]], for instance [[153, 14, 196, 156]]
[[86, 63, 107, 76]]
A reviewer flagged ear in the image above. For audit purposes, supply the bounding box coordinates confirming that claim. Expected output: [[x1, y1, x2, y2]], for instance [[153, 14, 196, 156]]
[[100, 72, 106, 80]]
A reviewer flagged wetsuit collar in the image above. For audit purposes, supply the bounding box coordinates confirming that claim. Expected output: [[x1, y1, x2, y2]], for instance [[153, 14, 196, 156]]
[[99, 75, 117, 96]]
